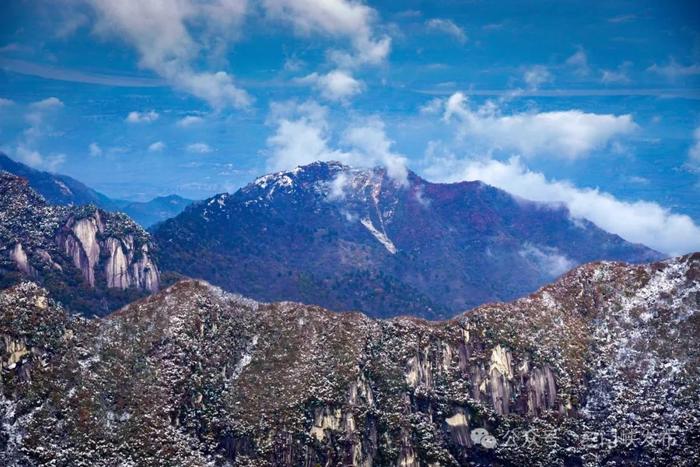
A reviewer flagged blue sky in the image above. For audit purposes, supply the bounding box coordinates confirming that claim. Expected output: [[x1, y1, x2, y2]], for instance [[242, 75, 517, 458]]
[[0, 0, 699, 254]]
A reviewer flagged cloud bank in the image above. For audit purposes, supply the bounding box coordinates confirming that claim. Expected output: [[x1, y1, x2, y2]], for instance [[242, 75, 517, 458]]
[[441, 92, 637, 159], [423, 155, 700, 255]]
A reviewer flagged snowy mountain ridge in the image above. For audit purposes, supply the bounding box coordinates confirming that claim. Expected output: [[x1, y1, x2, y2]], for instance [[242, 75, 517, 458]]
[[0, 253, 697, 466], [154, 160, 663, 319]]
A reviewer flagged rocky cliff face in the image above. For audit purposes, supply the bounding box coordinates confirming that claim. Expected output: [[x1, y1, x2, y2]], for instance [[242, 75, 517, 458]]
[[1, 254, 697, 466], [0, 172, 159, 315], [154, 161, 663, 319]]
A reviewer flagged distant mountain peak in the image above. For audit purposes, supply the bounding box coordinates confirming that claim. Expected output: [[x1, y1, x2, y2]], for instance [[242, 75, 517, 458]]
[[154, 160, 663, 319], [0, 153, 193, 227]]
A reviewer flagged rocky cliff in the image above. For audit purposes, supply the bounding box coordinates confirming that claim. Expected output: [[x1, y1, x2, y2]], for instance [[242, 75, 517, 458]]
[[154, 161, 663, 319], [0, 172, 159, 315], [1, 253, 697, 466]]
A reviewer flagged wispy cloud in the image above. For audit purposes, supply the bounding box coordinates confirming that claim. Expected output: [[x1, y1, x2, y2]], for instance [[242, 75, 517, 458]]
[[565, 47, 590, 76], [187, 142, 213, 154], [608, 13, 637, 23], [415, 87, 700, 99], [89, 142, 102, 157], [648, 59, 700, 80], [688, 127, 700, 172], [426, 18, 467, 43], [0, 58, 165, 87], [15, 146, 66, 172], [523, 65, 552, 90], [601, 61, 632, 84], [148, 141, 166, 152]]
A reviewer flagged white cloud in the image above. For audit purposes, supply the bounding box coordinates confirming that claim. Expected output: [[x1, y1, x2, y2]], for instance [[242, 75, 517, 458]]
[[89, 142, 102, 157], [265, 100, 408, 183], [126, 110, 159, 123], [84, 0, 251, 109], [176, 115, 204, 127], [186, 142, 213, 153], [283, 56, 305, 72], [601, 61, 632, 84], [15, 145, 66, 171], [601, 69, 630, 83], [423, 155, 700, 255], [15, 146, 43, 167], [648, 59, 700, 80], [327, 172, 349, 200], [566, 48, 589, 76], [29, 97, 64, 110], [262, 0, 390, 68], [0, 97, 15, 106], [519, 243, 575, 277], [608, 14, 636, 23], [265, 101, 343, 171], [420, 97, 445, 115], [442, 92, 637, 159], [148, 141, 166, 152], [523, 65, 551, 90], [23, 97, 64, 141], [425, 18, 467, 44], [342, 119, 408, 184], [688, 127, 700, 170], [298, 69, 364, 102]]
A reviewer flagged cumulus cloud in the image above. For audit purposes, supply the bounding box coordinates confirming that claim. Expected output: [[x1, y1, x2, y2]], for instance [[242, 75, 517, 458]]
[[422, 155, 700, 255], [425, 18, 467, 44], [89, 142, 102, 157], [265, 101, 344, 171], [148, 141, 166, 152], [441, 92, 637, 159], [342, 119, 408, 183], [265, 100, 408, 183], [126, 110, 159, 123], [187, 142, 213, 153], [0, 97, 14, 106], [523, 65, 551, 90], [83, 0, 251, 109], [262, 0, 390, 68], [176, 115, 204, 127], [298, 69, 364, 102]]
